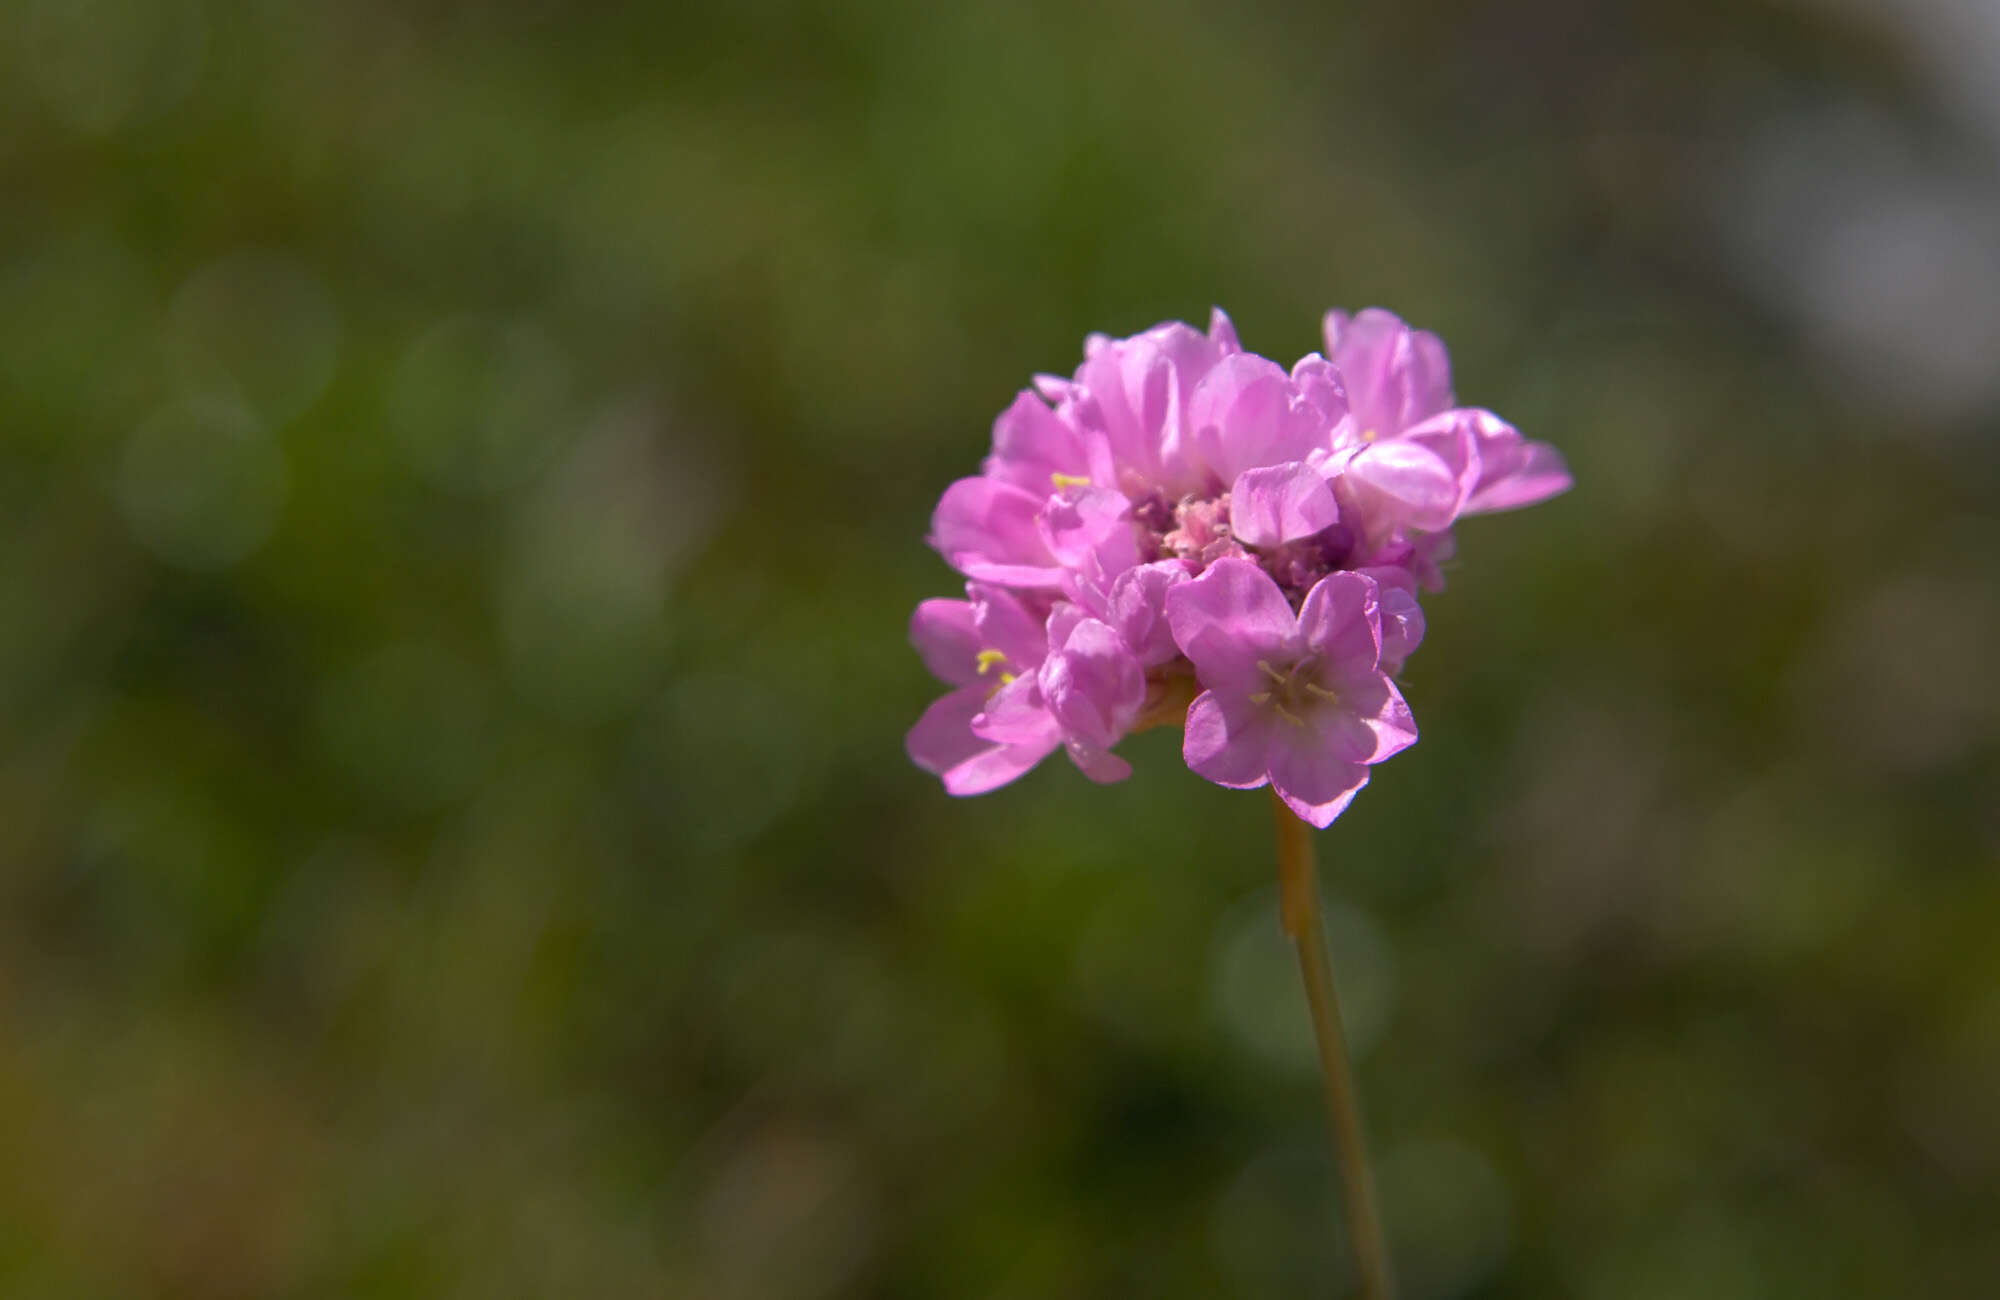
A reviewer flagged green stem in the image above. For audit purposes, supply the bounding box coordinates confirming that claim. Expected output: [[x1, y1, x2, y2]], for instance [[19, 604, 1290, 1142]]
[[1270, 789, 1394, 1300]]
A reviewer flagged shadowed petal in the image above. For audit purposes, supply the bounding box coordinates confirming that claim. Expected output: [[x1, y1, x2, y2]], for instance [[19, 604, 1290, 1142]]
[[983, 390, 1090, 492], [1041, 617, 1145, 749], [907, 685, 990, 776], [1208, 306, 1242, 355], [1109, 560, 1193, 667], [973, 674, 1058, 746], [909, 686, 1059, 795], [969, 582, 1049, 669], [910, 598, 980, 685], [1269, 737, 1371, 827], [1164, 558, 1296, 695], [1065, 738, 1133, 784], [1343, 440, 1464, 533], [1230, 461, 1340, 548], [1182, 691, 1272, 789], [1190, 353, 1330, 480], [1038, 486, 1138, 572], [1297, 571, 1382, 674], [930, 476, 1063, 587]]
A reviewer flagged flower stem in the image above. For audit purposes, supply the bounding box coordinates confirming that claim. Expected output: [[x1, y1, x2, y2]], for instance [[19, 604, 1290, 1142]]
[[1270, 789, 1394, 1300]]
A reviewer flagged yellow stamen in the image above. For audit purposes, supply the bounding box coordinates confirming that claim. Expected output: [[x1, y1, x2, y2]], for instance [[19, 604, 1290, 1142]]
[[1050, 472, 1092, 490], [975, 649, 1009, 676], [1257, 660, 1289, 685], [1305, 683, 1341, 704], [1249, 691, 1272, 705], [1360, 428, 1379, 443], [1272, 701, 1306, 727]]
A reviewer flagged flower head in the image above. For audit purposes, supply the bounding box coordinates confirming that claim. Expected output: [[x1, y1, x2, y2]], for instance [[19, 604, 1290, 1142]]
[[1166, 560, 1416, 826], [908, 307, 1570, 823]]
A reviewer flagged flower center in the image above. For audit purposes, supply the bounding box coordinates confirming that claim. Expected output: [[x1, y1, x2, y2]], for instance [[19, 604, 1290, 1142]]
[[1248, 658, 1337, 727], [975, 648, 1017, 690], [1130, 488, 1354, 607]]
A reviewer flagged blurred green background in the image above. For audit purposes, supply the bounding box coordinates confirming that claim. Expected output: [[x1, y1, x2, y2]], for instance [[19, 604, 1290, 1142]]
[[3, 1, 1998, 1296]]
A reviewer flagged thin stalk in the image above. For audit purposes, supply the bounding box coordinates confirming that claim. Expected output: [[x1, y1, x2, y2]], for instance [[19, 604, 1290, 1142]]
[[1270, 789, 1394, 1300]]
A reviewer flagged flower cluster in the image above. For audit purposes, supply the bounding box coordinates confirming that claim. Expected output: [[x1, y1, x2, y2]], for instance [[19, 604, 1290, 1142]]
[[908, 308, 1571, 826]]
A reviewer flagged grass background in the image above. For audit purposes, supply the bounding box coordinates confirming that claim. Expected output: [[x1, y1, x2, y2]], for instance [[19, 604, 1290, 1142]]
[[2, 1, 1997, 1295]]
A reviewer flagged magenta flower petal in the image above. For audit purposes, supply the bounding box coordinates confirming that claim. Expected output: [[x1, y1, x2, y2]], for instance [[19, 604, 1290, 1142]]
[[1295, 571, 1383, 674], [930, 476, 1064, 587], [1182, 691, 1273, 788], [983, 390, 1093, 493], [1072, 321, 1222, 491], [1230, 461, 1340, 548], [1399, 411, 1483, 516], [1208, 306, 1242, 356], [1189, 353, 1331, 481], [1164, 557, 1296, 696], [1369, 579, 1426, 675], [908, 685, 990, 774], [973, 673, 1059, 746], [910, 598, 981, 686], [1268, 743, 1371, 828], [1108, 560, 1193, 667], [1289, 353, 1350, 427], [1040, 617, 1145, 750], [1065, 738, 1134, 784], [943, 743, 1060, 796], [1360, 678, 1419, 760], [1457, 409, 1573, 513], [908, 685, 1059, 796], [1037, 487, 1139, 572], [1341, 440, 1464, 534], [1323, 307, 1454, 437], [968, 582, 1049, 672]]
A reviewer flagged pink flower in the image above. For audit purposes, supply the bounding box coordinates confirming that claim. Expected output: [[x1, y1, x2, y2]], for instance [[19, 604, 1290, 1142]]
[[907, 583, 1146, 793], [1165, 559, 1417, 827], [1322, 307, 1573, 559], [907, 305, 1568, 823], [907, 583, 1061, 794]]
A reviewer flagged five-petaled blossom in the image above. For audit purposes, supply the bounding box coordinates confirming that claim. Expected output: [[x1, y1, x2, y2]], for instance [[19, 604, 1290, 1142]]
[[907, 307, 1570, 827]]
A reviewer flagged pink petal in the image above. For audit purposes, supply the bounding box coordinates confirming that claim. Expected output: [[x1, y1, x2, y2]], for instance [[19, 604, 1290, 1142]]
[[1229, 462, 1340, 548], [945, 741, 1060, 796], [1040, 617, 1145, 749], [1037, 486, 1138, 572], [969, 583, 1049, 669], [972, 674, 1059, 747], [1065, 737, 1133, 784], [1400, 411, 1483, 515], [1208, 306, 1242, 355], [1290, 353, 1350, 426], [1343, 440, 1464, 533], [1190, 353, 1329, 480], [907, 685, 991, 776], [909, 687, 1060, 795], [1325, 307, 1455, 437], [1108, 560, 1193, 667], [1374, 584, 1426, 675], [983, 390, 1089, 492], [1296, 571, 1383, 675], [910, 598, 980, 686], [1321, 309, 1354, 356], [1404, 327, 1456, 424], [1467, 440, 1573, 514], [930, 476, 1063, 587], [1182, 691, 1273, 789], [1072, 321, 1220, 490], [1270, 748, 1370, 828], [1163, 557, 1297, 696], [1363, 678, 1419, 761]]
